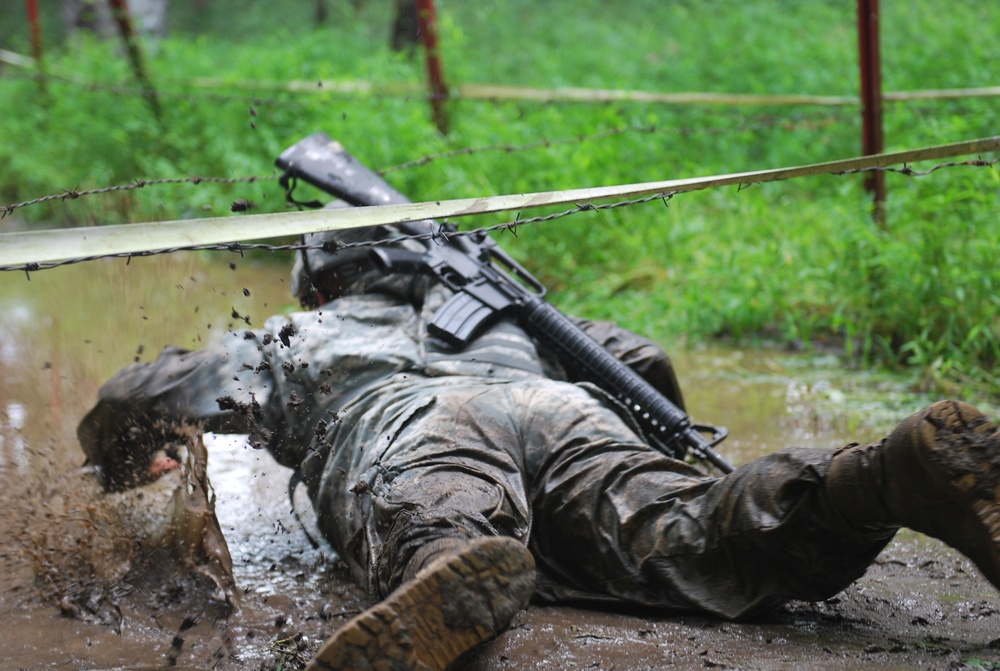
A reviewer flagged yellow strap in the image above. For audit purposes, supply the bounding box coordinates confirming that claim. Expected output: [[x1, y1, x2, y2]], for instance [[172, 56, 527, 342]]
[[1, 135, 997, 269]]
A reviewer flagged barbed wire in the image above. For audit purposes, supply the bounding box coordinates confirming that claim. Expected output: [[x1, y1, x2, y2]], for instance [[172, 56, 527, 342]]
[[377, 112, 846, 174], [4, 139, 994, 220], [833, 156, 999, 176], [1, 174, 276, 218], [3, 70, 996, 218], [3, 154, 996, 276], [4, 191, 676, 275], [0, 112, 849, 217]]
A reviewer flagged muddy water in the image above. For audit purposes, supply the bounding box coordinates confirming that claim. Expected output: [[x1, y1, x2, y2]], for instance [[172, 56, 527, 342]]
[[1, 254, 997, 670]]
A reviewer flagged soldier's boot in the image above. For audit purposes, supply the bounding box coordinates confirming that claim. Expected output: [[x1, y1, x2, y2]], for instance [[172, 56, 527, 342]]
[[306, 536, 536, 671], [826, 400, 1000, 590]]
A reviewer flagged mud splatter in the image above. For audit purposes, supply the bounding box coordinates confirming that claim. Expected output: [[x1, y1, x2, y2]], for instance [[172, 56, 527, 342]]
[[166, 428, 239, 610], [279, 323, 296, 348]]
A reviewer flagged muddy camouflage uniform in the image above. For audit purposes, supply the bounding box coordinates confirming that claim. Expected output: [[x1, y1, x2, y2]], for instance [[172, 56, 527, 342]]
[[78, 265, 896, 620]]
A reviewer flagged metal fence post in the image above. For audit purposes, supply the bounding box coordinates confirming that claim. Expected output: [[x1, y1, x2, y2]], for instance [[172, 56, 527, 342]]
[[108, 0, 163, 122], [25, 0, 46, 94], [416, 0, 450, 134], [857, 0, 886, 224]]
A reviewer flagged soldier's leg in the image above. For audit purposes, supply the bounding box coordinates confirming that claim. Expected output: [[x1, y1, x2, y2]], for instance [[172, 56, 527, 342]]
[[308, 384, 537, 671], [521, 381, 891, 618], [526, 391, 1000, 618]]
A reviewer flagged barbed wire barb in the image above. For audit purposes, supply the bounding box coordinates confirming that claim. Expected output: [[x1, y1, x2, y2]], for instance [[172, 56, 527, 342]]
[[832, 156, 998, 176]]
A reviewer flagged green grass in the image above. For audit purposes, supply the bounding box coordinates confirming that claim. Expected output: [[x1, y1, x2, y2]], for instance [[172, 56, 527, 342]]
[[1, 0, 998, 395]]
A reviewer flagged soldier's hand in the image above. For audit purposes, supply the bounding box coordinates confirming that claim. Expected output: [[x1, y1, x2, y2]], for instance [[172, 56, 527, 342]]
[[148, 447, 182, 480]]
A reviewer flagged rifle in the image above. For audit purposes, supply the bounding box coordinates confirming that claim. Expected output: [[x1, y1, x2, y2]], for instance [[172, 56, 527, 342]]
[[276, 132, 734, 474]]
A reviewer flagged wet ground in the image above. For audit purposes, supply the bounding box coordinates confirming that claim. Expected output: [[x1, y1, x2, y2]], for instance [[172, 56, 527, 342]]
[[1, 253, 998, 670]]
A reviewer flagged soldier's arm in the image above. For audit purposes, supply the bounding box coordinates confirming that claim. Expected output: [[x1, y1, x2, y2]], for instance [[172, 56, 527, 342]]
[[77, 332, 277, 491]]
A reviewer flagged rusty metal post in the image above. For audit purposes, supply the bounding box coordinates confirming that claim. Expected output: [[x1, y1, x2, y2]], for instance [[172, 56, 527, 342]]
[[416, 0, 450, 134], [25, 0, 46, 93], [857, 0, 886, 224], [107, 0, 163, 122]]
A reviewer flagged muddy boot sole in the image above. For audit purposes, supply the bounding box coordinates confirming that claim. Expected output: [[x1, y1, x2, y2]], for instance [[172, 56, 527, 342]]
[[306, 536, 535, 671], [894, 400, 1000, 590]]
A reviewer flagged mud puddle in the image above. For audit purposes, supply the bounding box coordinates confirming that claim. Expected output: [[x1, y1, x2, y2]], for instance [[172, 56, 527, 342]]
[[1, 254, 998, 670]]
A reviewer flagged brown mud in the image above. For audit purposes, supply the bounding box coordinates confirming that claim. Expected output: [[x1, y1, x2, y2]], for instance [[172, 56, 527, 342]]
[[1, 254, 998, 670]]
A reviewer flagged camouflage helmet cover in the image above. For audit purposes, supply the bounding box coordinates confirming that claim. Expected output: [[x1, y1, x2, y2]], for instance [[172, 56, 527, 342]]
[[291, 224, 398, 307], [291, 201, 428, 306]]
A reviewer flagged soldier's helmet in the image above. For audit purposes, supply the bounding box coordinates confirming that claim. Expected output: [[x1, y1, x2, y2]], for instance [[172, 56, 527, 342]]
[[291, 224, 395, 308], [292, 198, 434, 307]]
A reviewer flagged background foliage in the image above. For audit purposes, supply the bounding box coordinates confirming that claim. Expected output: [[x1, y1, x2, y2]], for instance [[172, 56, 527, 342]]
[[1, 0, 998, 394]]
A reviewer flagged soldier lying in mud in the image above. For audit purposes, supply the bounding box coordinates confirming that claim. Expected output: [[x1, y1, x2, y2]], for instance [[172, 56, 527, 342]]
[[77, 141, 1000, 671]]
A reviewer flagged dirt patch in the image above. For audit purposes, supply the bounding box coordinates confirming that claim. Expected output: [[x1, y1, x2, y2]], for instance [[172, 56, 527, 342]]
[[3, 442, 998, 671], [466, 537, 1000, 670]]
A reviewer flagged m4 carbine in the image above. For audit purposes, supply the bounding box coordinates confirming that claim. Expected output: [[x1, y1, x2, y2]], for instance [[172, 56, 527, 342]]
[[276, 132, 733, 474]]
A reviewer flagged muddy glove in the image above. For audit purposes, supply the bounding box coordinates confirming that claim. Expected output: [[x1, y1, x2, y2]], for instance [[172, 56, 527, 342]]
[[569, 318, 686, 411]]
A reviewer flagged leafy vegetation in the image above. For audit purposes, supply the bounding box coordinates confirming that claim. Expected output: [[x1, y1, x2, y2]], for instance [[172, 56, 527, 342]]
[[1, 0, 998, 394]]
